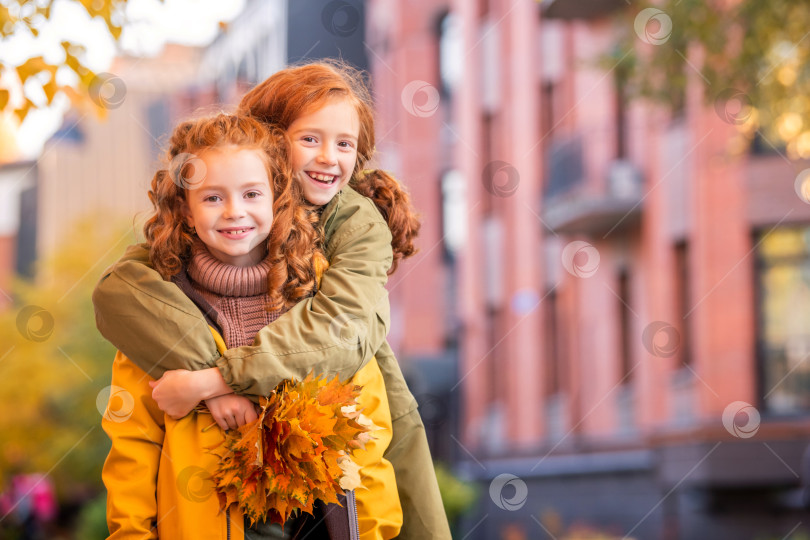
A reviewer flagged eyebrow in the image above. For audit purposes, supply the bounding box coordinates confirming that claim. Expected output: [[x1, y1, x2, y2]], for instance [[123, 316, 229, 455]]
[[291, 126, 358, 141], [195, 181, 268, 193]]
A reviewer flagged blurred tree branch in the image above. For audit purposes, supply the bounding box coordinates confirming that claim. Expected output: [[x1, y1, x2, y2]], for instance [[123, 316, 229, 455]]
[[613, 0, 810, 157], [0, 0, 146, 122]]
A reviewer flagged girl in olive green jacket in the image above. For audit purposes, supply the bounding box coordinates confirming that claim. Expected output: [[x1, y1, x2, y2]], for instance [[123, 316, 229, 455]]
[[105, 113, 401, 540], [93, 61, 451, 540]]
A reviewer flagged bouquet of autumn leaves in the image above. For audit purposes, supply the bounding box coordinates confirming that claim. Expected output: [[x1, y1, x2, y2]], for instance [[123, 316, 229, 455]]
[[210, 372, 374, 526]]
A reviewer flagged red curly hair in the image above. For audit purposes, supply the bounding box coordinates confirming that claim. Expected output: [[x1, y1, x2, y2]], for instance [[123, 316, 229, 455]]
[[143, 113, 323, 311], [238, 60, 420, 275]]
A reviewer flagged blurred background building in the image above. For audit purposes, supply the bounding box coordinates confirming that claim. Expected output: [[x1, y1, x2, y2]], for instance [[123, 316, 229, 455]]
[[367, 0, 810, 538], [2, 0, 810, 538]]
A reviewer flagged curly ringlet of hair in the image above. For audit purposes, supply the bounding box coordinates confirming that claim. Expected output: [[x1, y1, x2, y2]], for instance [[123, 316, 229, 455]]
[[239, 59, 420, 275], [143, 113, 324, 312]]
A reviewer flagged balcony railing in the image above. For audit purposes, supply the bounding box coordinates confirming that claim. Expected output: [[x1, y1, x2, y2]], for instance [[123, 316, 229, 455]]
[[544, 153, 644, 236], [544, 134, 585, 199]]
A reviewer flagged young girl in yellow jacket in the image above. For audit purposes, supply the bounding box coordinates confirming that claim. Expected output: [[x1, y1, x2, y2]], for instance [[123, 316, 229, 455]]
[[101, 113, 401, 539], [94, 61, 451, 539]]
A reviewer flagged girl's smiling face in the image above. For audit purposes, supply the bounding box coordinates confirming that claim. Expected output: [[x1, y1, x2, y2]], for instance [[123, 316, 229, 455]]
[[287, 98, 360, 206], [183, 147, 274, 266]]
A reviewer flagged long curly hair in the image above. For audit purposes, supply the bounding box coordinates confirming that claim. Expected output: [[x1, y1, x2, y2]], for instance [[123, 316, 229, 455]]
[[238, 60, 420, 275], [143, 113, 323, 311]]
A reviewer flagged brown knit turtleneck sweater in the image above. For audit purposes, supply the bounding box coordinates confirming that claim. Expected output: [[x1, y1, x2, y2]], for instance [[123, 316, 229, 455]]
[[187, 243, 281, 348]]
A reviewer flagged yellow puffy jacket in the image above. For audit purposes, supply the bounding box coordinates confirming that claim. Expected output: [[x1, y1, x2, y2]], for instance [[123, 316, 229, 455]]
[[102, 330, 402, 540]]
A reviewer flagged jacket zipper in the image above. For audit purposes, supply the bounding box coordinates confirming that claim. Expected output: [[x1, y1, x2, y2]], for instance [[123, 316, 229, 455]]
[[347, 490, 359, 540], [226, 510, 231, 540]]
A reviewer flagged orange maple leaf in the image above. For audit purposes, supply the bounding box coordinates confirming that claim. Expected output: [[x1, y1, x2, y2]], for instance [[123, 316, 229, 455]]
[[211, 372, 370, 526]]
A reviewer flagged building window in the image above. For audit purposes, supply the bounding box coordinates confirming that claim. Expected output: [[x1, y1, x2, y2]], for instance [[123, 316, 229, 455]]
[[16, 184, 37, 278], [756, 226, 810, 414], [544, 134, 584, 199], [481, 112, 495, 214], [146, 98, 170, 160], [674, 241, 692, 367], [615, 71, 627, 159], [541, 82, 555, 148], [438, 13, 462, 97], [618, 269, 634, 382], [544, 288, 563, 396]]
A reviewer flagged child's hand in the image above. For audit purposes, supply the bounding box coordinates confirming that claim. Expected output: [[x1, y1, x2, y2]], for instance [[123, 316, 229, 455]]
[[205, 395, 259, 430], [148, 369, 203, 419]]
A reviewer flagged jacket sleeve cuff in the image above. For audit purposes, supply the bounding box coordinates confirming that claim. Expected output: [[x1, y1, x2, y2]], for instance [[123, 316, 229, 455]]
[[214, 355, 247, 394]]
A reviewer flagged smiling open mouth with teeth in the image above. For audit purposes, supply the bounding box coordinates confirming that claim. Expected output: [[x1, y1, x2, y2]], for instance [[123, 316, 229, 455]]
[[220, 228, 253, 235], [307, 171, 338, 185]]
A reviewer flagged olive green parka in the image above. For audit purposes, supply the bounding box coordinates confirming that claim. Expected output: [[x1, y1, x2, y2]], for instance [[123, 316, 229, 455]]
[[93, 186, 451, 540]]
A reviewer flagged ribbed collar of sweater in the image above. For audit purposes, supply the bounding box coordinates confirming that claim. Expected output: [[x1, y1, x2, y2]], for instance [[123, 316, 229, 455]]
[[187, 240, 271, 297]]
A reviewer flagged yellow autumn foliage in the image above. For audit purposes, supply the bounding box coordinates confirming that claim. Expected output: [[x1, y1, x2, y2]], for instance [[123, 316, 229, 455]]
[[0, 217, 135, 498]]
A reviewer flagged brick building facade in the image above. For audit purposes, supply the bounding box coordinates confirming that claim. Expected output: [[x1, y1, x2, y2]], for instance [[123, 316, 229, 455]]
[[366, 0, 810, 538]]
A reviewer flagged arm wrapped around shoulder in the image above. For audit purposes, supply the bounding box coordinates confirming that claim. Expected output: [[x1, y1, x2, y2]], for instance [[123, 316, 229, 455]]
[[93, 244, 220, 378], [217, 212, 394, 396]]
